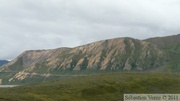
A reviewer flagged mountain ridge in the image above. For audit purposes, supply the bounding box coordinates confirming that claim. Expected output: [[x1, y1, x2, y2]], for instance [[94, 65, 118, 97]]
[[0, 60, 9, 67], [1, 37, 168, 71], [0, 34, 180, 83]]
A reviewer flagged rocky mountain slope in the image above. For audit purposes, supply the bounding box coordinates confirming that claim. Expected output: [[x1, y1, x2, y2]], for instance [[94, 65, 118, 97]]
[[0, 34, 179, 83], [1, 38, 168, 72]]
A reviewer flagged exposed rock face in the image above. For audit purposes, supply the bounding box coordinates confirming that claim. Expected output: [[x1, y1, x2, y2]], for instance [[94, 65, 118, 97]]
[[6, 34, 180, 82], [1, 37, 168, 75]]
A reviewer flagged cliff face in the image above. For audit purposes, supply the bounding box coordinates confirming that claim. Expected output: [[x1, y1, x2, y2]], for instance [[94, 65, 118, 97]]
[[1, 37, 168, 74]]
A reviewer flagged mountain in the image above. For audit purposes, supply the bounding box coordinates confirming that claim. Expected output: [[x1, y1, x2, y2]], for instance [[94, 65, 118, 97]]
[[0, 34, 180, 84], [0, 60, 8, 66], [0, 37, 169, 81], [1, 38, 167, 72]]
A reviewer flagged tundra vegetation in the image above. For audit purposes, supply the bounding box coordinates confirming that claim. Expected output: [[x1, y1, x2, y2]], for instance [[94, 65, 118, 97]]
[[0, 72, 180, 101]]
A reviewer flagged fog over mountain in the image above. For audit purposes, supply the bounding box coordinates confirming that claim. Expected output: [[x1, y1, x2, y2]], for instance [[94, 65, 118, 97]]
[[1, 0, 180, 60]]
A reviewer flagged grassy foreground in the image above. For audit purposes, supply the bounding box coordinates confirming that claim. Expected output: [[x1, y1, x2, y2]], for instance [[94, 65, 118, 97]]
[[0, 72, 180, 101]]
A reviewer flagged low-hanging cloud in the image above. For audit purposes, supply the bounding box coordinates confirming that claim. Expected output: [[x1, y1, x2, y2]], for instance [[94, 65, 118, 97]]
[[1, 0, 180, 60]]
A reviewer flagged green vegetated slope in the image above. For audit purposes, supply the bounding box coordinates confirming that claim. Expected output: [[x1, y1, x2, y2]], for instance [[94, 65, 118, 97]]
[[146, 34, 180, 72], [0, 72, 180, 101], [1, 70, 110, 85]]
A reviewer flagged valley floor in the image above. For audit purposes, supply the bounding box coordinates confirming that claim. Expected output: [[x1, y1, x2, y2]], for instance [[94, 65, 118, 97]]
[[0, 72, 180, 101]]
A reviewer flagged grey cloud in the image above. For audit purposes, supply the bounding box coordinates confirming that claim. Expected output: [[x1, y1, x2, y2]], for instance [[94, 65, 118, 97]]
[[1, 0, 180, 60]]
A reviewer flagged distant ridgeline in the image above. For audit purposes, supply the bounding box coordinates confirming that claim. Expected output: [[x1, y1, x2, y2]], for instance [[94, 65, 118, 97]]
[[0, 60, 8, 67]]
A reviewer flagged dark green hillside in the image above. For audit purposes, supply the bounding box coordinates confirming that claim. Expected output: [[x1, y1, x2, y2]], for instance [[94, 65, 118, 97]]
[[0, 72, 180, 101], [146, 34, 180, 55], [146, 34, 180, 72]]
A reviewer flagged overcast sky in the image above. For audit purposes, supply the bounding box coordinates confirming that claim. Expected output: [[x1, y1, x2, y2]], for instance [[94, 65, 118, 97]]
[[1, 0, 180, 60]]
